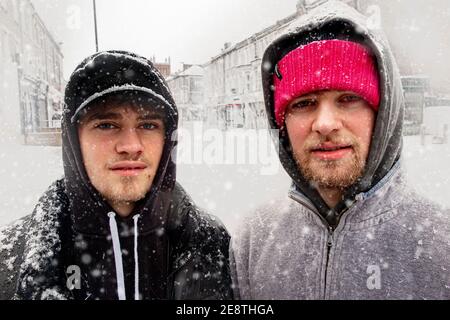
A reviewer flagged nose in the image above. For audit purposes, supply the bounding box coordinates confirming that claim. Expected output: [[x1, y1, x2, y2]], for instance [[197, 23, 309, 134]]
[[311, 100, 342, 136], [115, 128, 144, 156]]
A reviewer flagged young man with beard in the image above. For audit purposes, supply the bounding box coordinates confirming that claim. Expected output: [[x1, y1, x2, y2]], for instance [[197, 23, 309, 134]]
[[0, 51, 233, 300], [230, 1, 450, 300]]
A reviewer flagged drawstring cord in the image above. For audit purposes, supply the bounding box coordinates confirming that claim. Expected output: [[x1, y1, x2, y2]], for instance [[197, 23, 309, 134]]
[[108, 212, 141, 300], [108, 212, 126, 300], [133, 214, 140, 300]]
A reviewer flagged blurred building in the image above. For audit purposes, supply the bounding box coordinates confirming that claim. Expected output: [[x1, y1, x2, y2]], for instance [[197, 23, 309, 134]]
[[401, 76, 431, 135], [203, 14, 289, 129], [0, 0, 64, 145], [297, 0, 360, 12], [202, 0, 358, 130], [425, 95, 450, 107], [167, 64, 204, 122], [151, 56, 171, 79], [203, 0, 449, 132]]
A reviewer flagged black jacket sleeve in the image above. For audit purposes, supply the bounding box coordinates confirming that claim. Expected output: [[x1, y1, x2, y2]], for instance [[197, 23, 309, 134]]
[[0, 216, 30, 300], [167, 185, 233, 300]]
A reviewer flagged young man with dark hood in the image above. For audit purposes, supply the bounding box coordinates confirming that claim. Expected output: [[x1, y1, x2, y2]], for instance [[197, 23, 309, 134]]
[[0, 51, 233, 300], [231, 1, 450, 300]]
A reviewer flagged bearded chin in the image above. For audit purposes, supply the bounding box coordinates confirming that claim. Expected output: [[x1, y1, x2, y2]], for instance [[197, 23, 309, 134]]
[[296, 150, 366, 190]]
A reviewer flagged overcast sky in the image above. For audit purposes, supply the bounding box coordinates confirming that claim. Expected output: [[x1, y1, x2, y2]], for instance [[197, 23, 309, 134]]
[[31, 0, 297, 79]]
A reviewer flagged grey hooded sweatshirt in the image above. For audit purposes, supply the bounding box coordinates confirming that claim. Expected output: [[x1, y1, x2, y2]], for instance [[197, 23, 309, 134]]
[[230, 1, 450, 300]]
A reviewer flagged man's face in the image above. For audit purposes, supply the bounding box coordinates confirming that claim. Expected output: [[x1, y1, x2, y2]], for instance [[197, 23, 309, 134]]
[[285, 90, 376, 189], [78, 103, 165, 210]]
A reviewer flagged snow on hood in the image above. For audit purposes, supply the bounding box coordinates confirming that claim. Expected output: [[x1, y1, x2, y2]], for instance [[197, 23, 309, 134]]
[[71, 51, 172, 95], [261, 0, 405, 221]]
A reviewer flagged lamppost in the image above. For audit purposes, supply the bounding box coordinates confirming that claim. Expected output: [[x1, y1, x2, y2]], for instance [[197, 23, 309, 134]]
[[93, 0, 99, 52]]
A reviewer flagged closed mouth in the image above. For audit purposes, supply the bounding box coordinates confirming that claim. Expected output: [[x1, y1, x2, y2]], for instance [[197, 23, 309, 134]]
[[109, 161, 148, 171], [111, 167, 146, 171], [311, 144, 352, 152]]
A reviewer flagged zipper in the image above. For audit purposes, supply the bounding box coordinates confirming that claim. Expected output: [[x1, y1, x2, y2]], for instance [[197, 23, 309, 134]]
[[323, 225, 334, 299], [326, 226, 334, 249], [322, 200, 360, 299], [289, 189, 362, 299], [288, 190, 335, 298]]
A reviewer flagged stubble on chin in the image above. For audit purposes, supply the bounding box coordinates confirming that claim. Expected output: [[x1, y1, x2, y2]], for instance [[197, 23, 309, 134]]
[[297, 154, 365, 190], [293, 137, 366, 190], [96, 174, 153, 204]]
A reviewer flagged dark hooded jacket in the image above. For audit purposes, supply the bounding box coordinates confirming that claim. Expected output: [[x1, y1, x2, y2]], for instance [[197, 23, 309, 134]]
[[230, 1, 450, 299], [0, 51, 232, 300]]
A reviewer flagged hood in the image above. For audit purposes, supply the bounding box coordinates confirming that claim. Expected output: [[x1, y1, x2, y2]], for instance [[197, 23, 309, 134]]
[[261, 1, 405, 225], [62, 50, 178, 236]]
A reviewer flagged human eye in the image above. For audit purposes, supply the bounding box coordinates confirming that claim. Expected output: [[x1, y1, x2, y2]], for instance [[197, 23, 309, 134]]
[[139, 121, 162, 130], [339, 94, 362, 103], [140, 123, 156, 130], [290, 98, 316, 109], [94, 122, 118, 130]]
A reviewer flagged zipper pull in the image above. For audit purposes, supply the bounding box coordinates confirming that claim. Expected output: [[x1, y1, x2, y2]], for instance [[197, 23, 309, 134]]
[[327, 226, 334, 248], [355, 193, 364, 201]]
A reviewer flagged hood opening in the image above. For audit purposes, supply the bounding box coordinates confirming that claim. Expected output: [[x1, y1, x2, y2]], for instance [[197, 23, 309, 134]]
[[262, 9, 404, 226], [62, 51, 179, 235]]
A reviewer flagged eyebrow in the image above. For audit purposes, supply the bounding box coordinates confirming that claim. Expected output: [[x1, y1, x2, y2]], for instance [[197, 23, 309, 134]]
[[83, 111, 164, 123], [137, 113, 164, 121], [84, 112, 121, 122]]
